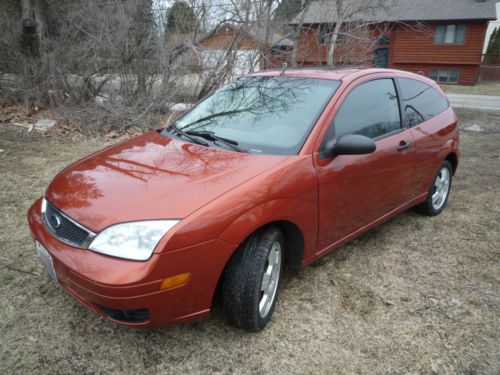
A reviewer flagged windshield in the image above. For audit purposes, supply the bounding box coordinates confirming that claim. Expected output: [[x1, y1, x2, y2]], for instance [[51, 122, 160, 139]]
[[168, 76, 340, 155]]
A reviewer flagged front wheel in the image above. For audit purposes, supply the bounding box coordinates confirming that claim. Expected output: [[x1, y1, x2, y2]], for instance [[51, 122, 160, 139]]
[[416, 160, 453, 216], [222, 227, 284, 331]]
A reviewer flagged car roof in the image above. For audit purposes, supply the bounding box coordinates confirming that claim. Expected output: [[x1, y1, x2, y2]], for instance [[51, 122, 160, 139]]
[[251, 67, 362, 81], [250, 67, 436, 86]]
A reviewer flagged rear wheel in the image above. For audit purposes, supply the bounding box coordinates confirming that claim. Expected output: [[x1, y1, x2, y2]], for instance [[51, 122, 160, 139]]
[[416, 160, 452, 216], [222, 227, 283, 331]]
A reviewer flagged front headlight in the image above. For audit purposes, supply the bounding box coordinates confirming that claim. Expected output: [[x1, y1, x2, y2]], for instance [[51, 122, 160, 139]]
[[88, 220, 179, 261]]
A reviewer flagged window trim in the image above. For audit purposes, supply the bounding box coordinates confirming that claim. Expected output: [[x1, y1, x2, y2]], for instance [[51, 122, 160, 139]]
[[393, 77, 408, 128], [434, 24, 466, 45], [319, 77, 405, 157], [376, 35, 390, 46]]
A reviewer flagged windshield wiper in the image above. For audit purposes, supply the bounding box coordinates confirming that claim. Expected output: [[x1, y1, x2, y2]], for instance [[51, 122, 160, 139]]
[[181, 108, 253, 130], [168, 125, 209, 146], [186, 130, 247, 153]]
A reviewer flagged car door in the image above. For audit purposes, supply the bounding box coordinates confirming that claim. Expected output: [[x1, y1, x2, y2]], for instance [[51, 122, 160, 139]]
[[314, 76, 416, 256]]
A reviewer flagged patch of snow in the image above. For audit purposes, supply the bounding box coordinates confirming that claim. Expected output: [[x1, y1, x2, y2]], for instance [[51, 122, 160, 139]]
[[95, 94, 110, 106], [12, 121, 32, 130], [464, 124, 483, 132], [169, 102, 193, 112], [35, 119, 57, 131]]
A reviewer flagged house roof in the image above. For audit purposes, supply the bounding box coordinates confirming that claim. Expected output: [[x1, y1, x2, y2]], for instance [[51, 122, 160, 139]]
[[200, 24, 294, 48], [291, 0, 497, 24], [247, 28, 294, 47]]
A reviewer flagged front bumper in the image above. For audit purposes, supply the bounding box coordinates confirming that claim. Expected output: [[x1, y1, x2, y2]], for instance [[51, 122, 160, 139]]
[[28, 198, 235, 327]]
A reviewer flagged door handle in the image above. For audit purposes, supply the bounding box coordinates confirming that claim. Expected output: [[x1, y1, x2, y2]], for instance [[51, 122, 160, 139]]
[[397, 140, 412, 152]]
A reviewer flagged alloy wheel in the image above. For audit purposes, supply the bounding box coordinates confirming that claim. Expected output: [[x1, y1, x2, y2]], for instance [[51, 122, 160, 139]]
[[259, 241, 281, 318], [431, 166, 451, 210]]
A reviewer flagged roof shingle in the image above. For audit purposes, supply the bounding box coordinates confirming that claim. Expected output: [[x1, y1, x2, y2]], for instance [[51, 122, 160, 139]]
[[291, 0, 497, 24]]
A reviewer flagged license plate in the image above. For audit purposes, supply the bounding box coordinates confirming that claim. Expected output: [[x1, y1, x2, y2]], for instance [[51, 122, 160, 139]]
[[35, 241, 58, 282]]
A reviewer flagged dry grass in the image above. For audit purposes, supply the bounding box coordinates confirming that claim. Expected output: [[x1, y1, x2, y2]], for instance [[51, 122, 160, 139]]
[[441, 82, 500, 96], [0, 108, 499, 374]]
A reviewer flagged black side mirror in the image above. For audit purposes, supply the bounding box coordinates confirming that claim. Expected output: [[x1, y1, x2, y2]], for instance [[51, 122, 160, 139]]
[[322, 134, 376, 158]]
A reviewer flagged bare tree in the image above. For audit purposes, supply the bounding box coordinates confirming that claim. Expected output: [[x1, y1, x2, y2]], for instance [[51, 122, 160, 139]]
[[322, 0, 390, 66], [290, 0, 312, 67], [289, 0, 427, 68], [0, 0, 293, 132]]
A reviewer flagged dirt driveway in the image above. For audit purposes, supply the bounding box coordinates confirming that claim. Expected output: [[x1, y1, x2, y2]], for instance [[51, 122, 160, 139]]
[[0, 108, 499, 374]]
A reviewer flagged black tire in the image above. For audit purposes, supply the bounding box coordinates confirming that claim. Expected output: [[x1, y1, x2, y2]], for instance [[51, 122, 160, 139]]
[[222, 226, 284, 332], [415, 160, 453, 216]]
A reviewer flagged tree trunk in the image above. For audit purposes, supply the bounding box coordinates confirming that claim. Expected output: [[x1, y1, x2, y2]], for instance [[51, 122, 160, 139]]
[[290, 1, 311, 67], [327, 21, 342, 66], [34, 0, 46, 42], [134, 0, 154, 96], [261, 0, 273, 69], [21, 0, 38, 57]]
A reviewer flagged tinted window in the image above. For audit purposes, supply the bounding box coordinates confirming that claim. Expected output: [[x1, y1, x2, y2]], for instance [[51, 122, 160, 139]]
[[398, 78, 449, 126], [328, 79, 401, 141], [169, 76, 340, 155]]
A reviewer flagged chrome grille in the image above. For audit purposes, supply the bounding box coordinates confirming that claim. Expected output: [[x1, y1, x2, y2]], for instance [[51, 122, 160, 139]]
[[42, 198, 95, 248]]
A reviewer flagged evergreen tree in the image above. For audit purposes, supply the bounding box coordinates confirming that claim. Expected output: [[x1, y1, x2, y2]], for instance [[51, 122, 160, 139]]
[[484, 27, 497, 64], [165, 1, 197, 35], [493, 28, 500, 64], [275, 0, 303, 22]]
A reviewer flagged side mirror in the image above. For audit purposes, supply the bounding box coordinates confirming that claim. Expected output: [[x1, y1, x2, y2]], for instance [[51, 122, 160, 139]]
[[322, 134, 376, 158]]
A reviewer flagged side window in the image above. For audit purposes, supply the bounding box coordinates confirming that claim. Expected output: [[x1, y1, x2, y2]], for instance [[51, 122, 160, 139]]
[[325, 79, 401, 142], [398, 78, 449, 127]]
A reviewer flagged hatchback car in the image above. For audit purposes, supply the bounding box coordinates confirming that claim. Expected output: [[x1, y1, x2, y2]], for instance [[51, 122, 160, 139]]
[[28, 68, 459, 331]]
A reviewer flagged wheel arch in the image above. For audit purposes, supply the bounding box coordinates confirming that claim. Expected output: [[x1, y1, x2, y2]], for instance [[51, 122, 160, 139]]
[[267, 220, 304, 271], [222, 219, 305, 271], [218, 198, 312, 271], [211, 219, 305, 312], [445, 152, 458, 175]]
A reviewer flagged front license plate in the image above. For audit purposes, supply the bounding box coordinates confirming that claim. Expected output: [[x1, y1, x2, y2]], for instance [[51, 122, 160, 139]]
[[35, 241, 58, 282]]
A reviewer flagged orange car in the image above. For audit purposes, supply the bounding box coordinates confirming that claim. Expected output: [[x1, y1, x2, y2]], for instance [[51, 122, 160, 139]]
[[28, 68, 459, 331]]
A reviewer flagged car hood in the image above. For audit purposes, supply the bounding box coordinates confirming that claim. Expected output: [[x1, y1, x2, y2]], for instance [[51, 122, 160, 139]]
[[46, 131, 287, 232]]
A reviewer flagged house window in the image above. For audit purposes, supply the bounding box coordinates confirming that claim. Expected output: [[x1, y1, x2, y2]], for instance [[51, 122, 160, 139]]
[[435, 25, 466, 44], [377, 36, 390, 46], [429, 69, 460, 84]]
